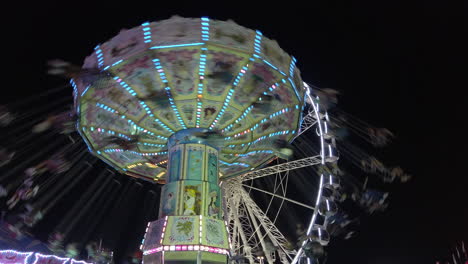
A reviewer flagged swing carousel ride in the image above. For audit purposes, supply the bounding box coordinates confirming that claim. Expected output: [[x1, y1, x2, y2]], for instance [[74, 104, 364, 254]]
[[0, 16, 411, 264]]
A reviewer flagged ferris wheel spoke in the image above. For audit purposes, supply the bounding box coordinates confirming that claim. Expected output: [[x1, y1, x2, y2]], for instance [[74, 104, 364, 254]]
[[239, 186, 297, 263], [255, 168, 289, 220], [275, 170, 289, 197], [237, 155, 322, 182], [242, 184, 315, 211], [244, 169, 290, 235], [243, 196, 276, 264], [228, 191, 257, 263], [295, 111, 318, 138]]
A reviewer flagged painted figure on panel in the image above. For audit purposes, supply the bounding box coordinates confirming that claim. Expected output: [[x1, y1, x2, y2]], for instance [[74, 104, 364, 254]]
[[164, 192, 174, 214], [208, 191, 220, 218], [183, 188, 197, 215]]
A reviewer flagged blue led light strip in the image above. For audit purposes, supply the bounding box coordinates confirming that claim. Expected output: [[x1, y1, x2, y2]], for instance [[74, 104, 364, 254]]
[[141, 22, 153, 44], [196, 18, 210, 127], [154, 117, 174, 133], [112, 75, 174, 134], [227, 129, 293, 148], [236, 150, 273, 157], [219, 160, 250, 167], [79, 127, 95, 154], [289, 57, 297, 77], [253, 30, 262, 54], [262, 59, 278, 70], [113, 76, 137, 96], [298, 93, 307, 131], [268, 81, 281, 92], [288, 77, 301, 100], [253, 130, 291, 143], [222, 105, 253, 132], [139, 142, 166, 147], [150, 43, 204, 50], [104, 149, 168, 156], [95, 45, 104, 68], [87, 126, 132, 140], [88, 126, 140, 143], [196, 47, 208, 127], [230, 107, 292, 137], [103, 59, 124, 71], [96, 102, 171, 133], [112, 59, 124, 66], [209, 88, 234, 129], [233, 65, 249, 86], [263, 59, 279, 71], [94, 100, 169, 140], [209, 62, 252, 129], [255, 55, 286, 76], [81, 85, 91, 97], [96, 102, 118, 113], [126, 118, 167, 140], [201, 17, 210, 41], [152, 59, 187, 129], [222, 81, 281, 132], [70, 79, 78, 101]]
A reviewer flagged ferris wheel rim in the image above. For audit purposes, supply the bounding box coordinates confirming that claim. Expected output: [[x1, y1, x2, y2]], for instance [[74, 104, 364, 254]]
[[291, 82, 327, 264]]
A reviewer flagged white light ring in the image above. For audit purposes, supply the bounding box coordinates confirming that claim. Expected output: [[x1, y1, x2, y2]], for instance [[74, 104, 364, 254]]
[[291, 83, 327, 264]]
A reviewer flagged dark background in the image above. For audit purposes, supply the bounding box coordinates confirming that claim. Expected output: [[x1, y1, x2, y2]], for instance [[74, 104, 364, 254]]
[[2, 1, 465, 263]]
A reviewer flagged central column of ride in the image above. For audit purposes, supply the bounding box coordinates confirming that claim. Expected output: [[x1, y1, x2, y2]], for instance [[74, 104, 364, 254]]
[[142, 129, 230, 264]]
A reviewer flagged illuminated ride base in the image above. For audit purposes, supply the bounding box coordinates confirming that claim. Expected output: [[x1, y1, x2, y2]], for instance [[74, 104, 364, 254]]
[[73, 16, 310, 263]]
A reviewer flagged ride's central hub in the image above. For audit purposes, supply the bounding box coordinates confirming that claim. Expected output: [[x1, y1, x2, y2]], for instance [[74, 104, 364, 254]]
[[142, 129, 230, 264], [162, 128, 223, 217]]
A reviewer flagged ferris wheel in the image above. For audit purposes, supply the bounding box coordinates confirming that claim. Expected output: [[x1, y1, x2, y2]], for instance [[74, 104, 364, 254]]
[[222, 81, 339, 264]]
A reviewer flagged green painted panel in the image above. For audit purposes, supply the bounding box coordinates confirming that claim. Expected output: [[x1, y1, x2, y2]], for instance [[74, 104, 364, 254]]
[[187, 147, 204, 180], [169, 148, 182, 182], [207, 153, 218, 184]]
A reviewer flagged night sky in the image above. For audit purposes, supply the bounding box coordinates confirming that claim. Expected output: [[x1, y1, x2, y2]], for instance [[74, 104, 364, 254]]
[[2, 1, 465, 263]]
